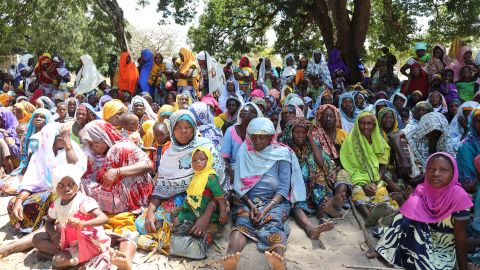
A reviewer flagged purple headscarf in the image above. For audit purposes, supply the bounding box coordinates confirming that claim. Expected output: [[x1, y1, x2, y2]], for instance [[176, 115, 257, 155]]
[[400, 152, 473, 223], [327, 48, 349, 75], [0, 108, 20, 157]]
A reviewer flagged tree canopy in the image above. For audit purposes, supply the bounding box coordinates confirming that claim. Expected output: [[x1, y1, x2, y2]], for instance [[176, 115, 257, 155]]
[[157, 0, 479, 71], [0, 0, 119, 73]]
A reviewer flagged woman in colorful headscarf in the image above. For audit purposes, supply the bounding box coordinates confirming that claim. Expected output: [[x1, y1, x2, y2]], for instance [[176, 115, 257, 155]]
[[138, 48, 155, 95], [0, 108, 20, 173], [276, 103, 304, 135], [129, 95, 156, 126], [9, 122, 86, 233], [312, 104, 348, 161], [338, 92, 356, 132], [307, 49, 333, 89], [354, 91, 374, 113], [69, 103, 100, 145], [257, 57, 279, 90], [34, 55, 60, 93], [374, 99, 405, 129], [402, 101, 433, 135], [280, 118, 344, 233], [223, 117, 305, 270], [371, 152, 472, 270], [406, 112, 454, 172], [457, 108, 480, 191], [377, 107, 399, 142], [118, 52, 139, 95], [327, 48, 349, 77], [219, 96, 243, 132], [102, 99, 127, 128], [340, 112, 399, 226], [74, 54, 105, 95], [80, 120, 153, 268], [157, 104, 174, 123], [0, 108, 52, 193], [189, 101, 224, 149], [174, 91, 193, 111], [280, 53, 296, 88], [35, 96, 57, 114], [176, 47, 201, 98], [400, 42, 431, 77], [400, 62, 429, 98], [448, 45, 479, 82], [219, 78, 244, 112], [13, 101, 36, 124], [14, 54, 34, 90], [221, 102, 262, 183], [427, 91, 448, 114], [148, 53, 167, 92], [234, 56, 256, 97], [448, 101, 478, 153], [427, 44, 453, 77], [136, 110, 224, 247]]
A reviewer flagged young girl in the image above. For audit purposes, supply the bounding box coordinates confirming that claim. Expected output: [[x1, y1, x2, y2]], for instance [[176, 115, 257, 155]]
[[175, 146, 228, 227], [32, 164, 111, 269], [369, 152, 473, 270]]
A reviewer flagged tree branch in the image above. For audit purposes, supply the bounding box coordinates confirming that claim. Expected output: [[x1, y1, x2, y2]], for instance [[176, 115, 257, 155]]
[[309, 0, 334, 50]]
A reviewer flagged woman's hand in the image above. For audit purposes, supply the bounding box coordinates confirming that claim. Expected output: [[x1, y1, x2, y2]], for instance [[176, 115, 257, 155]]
[[59, 125, 71, 144], [102, 168, 119, 188], [12, 202, 24, 221], [252, 208, 267, 225], [189, 213, 210, 237], [68, 217, 84, 228], [145, 209, 157, 234], [362, 183, 377, 197], [249, 204, 259, 224]]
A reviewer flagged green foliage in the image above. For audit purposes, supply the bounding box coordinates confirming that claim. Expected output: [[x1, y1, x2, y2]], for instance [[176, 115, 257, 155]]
[[0, 0, 119, 74]]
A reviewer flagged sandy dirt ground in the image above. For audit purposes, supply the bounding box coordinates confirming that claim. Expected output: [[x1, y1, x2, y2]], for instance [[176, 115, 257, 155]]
[[0, 196, 388, 270]]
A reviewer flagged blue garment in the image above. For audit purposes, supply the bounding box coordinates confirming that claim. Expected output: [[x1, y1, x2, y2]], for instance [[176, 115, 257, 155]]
[[220, 126, 243, 165], [245, 160, 291, 200], [139, 49, 155, 95]]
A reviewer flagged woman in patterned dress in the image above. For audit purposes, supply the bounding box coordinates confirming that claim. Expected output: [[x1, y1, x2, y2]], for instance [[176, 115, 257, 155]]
[[80, 120, 154, 270], [370, 152, 472, 270]]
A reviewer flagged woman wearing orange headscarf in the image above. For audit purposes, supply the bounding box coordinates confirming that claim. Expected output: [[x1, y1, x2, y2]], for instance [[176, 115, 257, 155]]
[[175, 47, 201, 98], [13, 101, 36, 124], [118, 52, 139, 95]]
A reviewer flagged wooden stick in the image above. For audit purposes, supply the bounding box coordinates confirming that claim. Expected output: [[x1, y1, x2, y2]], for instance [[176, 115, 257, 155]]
[[349, 199, 376, 250], [343, 264, 403, 270]]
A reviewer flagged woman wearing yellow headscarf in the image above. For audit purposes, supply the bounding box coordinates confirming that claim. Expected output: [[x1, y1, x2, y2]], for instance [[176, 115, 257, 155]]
[[102, 99, 127, 128], [141, 120, 155, 148], [175, 48, 201, 98], [148, 53, 167, 88], [340, 111, 399, 226], [13, 101, 36, 124], [157, 104, 174, 122], [173, 91, 193, 111]]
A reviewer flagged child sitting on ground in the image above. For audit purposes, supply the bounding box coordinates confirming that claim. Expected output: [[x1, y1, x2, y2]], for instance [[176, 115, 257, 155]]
[[119, 112, 142, 146], [32, 164, 111, 269], [174, 146, 228, 230]]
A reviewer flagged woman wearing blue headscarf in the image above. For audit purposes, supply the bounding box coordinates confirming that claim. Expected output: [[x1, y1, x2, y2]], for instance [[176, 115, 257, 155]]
[[139, 48, 155, 96], [0, 108, 52, 194], [338, 92, 356, 132]]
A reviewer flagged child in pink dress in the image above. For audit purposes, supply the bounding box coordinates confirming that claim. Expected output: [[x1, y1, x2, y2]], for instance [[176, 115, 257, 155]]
[[32, 164, 111, 268]]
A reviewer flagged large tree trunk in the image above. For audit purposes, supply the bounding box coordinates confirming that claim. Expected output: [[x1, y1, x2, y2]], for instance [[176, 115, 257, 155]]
[[310, 0, 371, 83], [94, 0, 129, 52]]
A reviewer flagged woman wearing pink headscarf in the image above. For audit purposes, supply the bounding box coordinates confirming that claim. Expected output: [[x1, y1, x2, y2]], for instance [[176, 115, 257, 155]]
[[369, 152, 472, 270], [448, 45, 479, 82]]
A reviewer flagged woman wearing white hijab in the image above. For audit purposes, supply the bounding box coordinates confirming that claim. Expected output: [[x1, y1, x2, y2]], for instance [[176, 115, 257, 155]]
[[280, 53, 297, 88], [74, 54, 104, 95], [307, 49, 333, 89]]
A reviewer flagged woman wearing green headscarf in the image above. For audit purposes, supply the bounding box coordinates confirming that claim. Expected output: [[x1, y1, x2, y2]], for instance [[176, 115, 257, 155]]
[[340, 111, 399, 227]]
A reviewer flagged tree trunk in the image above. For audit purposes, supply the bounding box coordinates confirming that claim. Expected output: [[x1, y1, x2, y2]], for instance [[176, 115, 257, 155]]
[[94, 0, 129, 52], [310, 0, 370, 83]]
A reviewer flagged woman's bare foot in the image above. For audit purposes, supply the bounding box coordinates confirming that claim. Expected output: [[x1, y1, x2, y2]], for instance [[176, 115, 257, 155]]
[[111, 251, 132, 270], [306, 221, 335, 239], [223, 252, 241, 270], [366, 249, 380, 259], [323, 195, 345, 218], [265, 251, 286, 270]]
